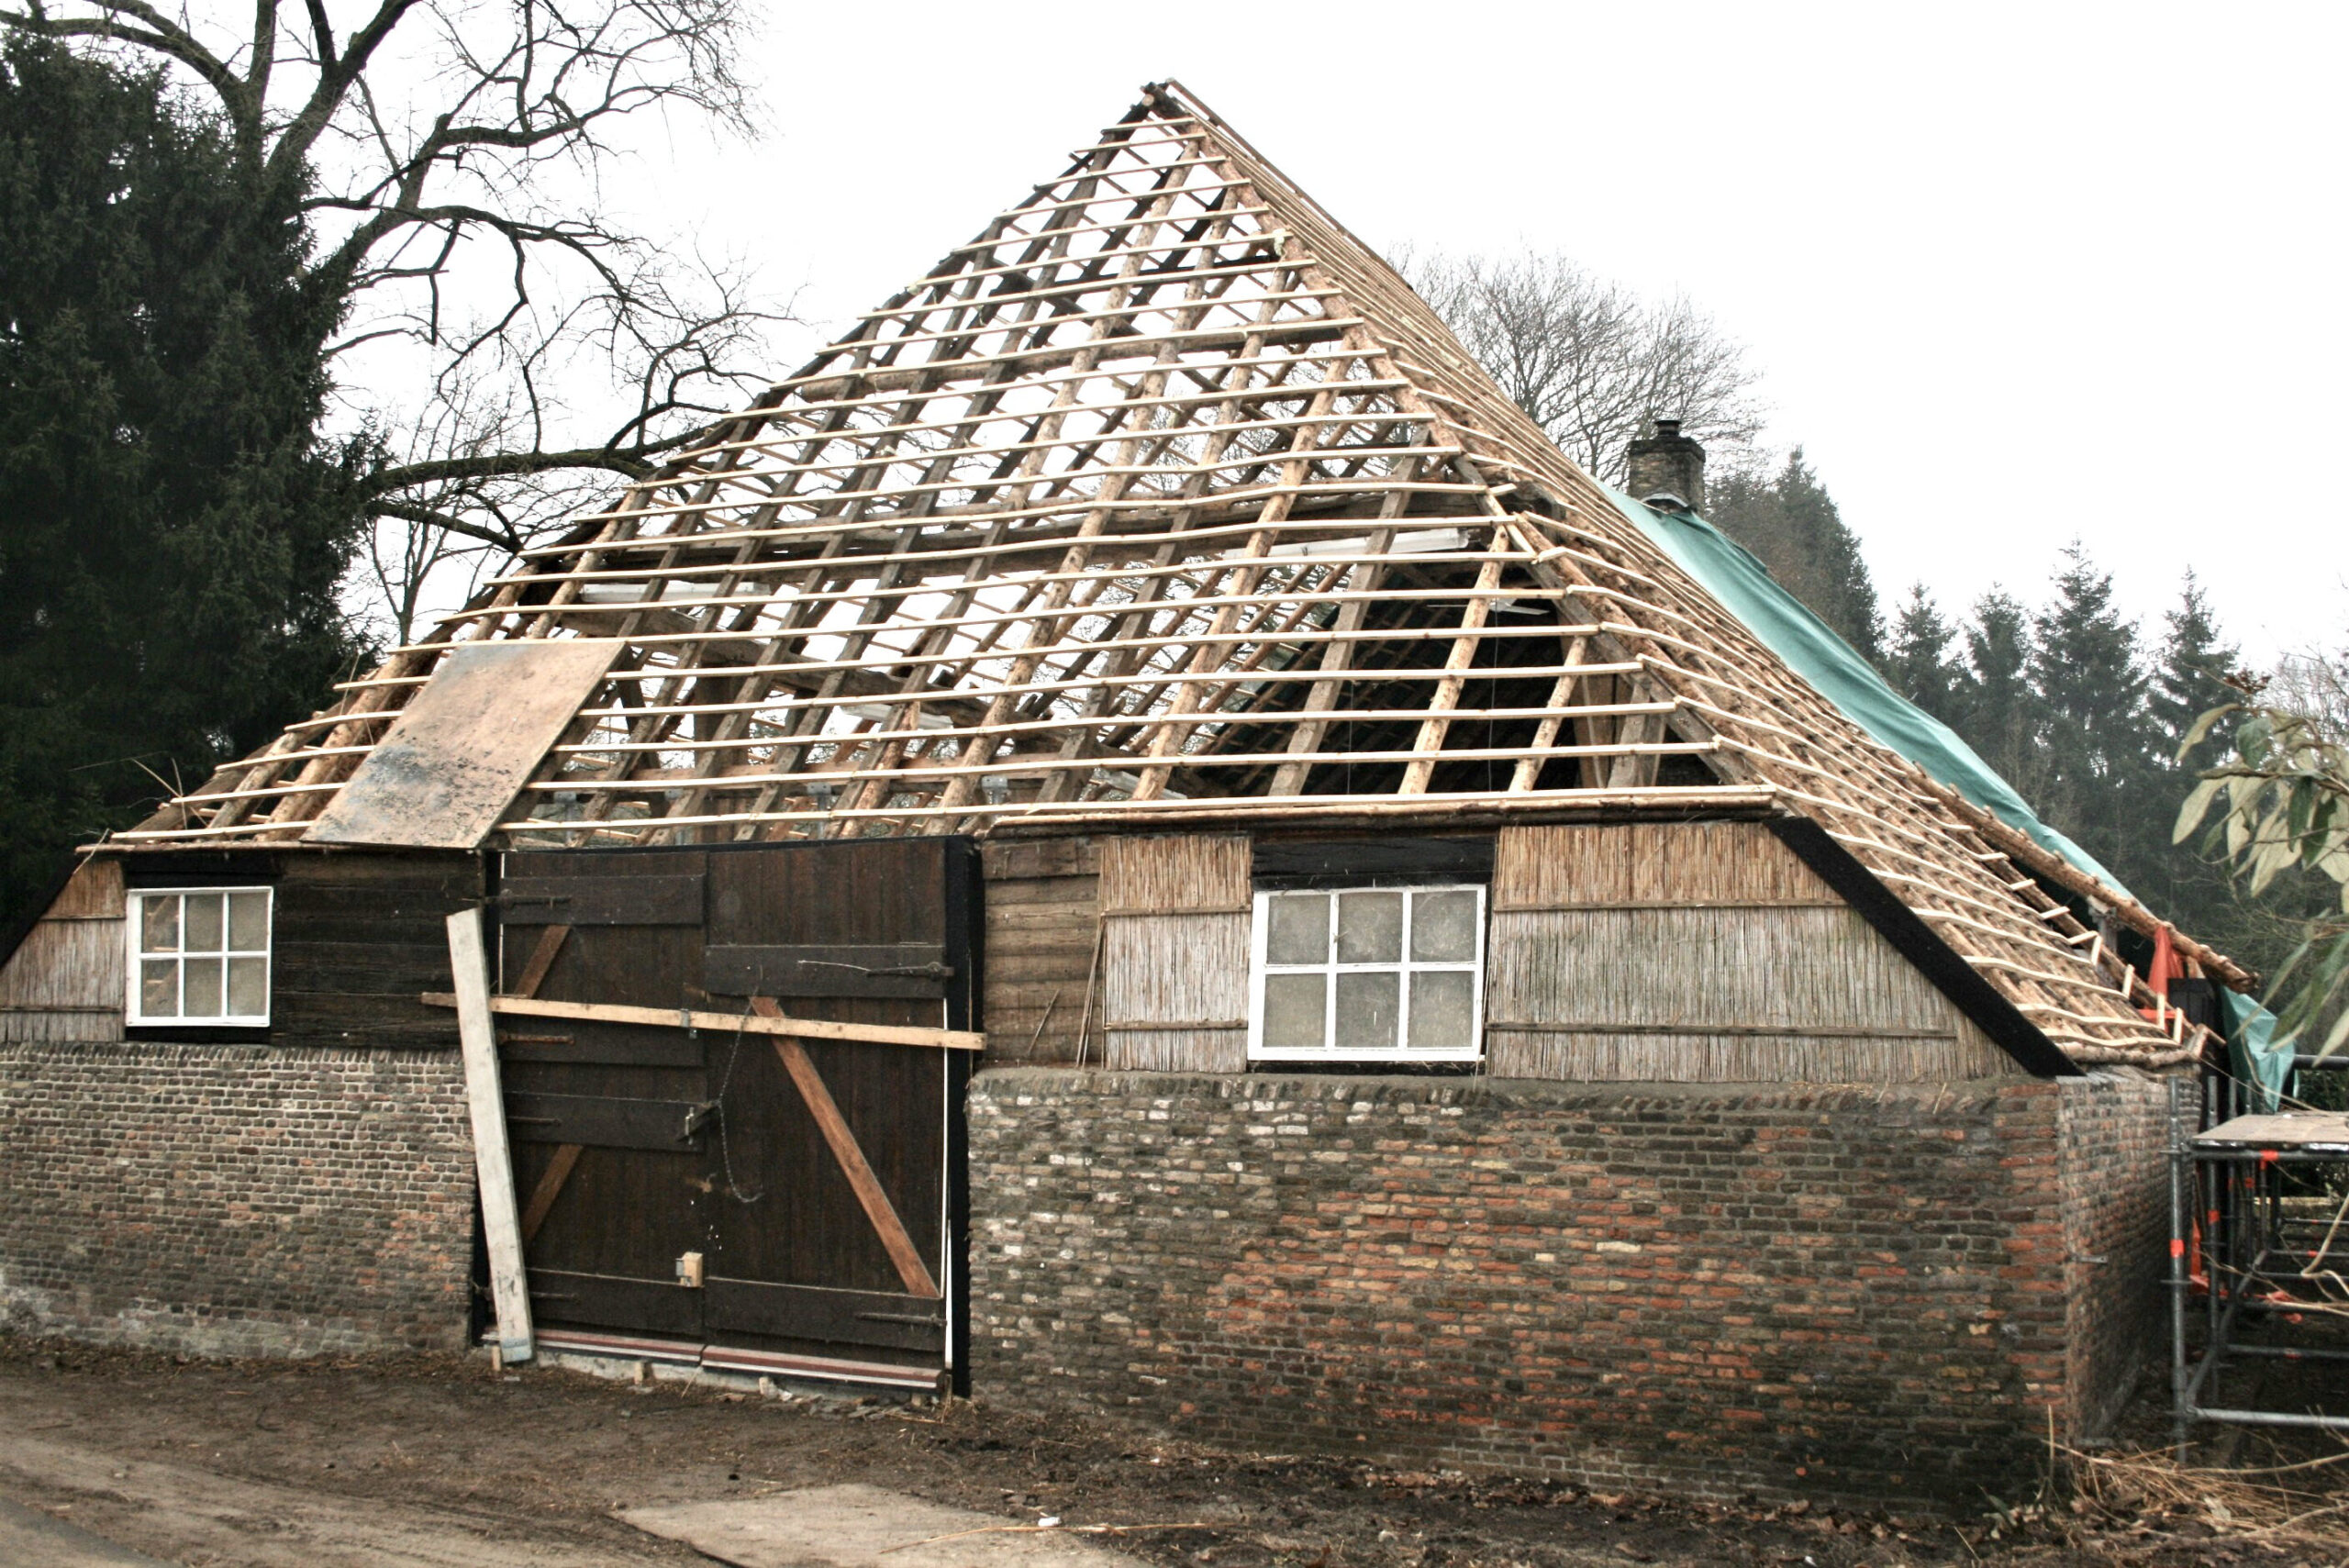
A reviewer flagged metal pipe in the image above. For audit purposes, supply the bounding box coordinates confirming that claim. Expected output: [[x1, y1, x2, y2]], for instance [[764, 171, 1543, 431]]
[[2184, 1406, 2349, 1431], [2170, 1077, 2192, 1456]]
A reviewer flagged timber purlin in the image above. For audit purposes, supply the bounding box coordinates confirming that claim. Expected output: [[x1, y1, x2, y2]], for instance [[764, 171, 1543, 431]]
[[113, 81, 2231, 1073]]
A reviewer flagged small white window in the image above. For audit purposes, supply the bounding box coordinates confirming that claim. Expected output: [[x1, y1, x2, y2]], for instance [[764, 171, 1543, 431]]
[[127, 887, 273, 1026], [1248, 884, 1485, 1062]]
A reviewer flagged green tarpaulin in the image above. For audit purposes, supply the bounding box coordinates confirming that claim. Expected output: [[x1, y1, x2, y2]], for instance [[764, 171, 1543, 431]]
[[1604, 487, 2291, 1098], [1606, 486, 2127, 890]]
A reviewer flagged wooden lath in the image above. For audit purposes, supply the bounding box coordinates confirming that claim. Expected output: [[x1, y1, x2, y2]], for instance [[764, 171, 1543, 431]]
[[121, 81, 2230, 1068]]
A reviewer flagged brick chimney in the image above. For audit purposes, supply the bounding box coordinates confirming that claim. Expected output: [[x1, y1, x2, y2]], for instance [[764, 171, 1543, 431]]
[[1625, 417, 1706, 514]]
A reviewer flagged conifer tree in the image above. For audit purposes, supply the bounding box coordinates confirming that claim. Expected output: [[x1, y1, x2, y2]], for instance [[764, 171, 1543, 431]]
[[2027, 545, 2150, 877], [2131, 575, 2275, 949], [1882, 584, 1966, 728], [2149, 573, 2241, 760], [0, 36, 362, 928], [1954, 590, 2048, 806], [1704, 450, 1885, 662]]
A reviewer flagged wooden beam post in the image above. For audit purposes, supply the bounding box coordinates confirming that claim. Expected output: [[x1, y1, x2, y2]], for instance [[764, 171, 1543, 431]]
[[447, 907, 534, 1362]]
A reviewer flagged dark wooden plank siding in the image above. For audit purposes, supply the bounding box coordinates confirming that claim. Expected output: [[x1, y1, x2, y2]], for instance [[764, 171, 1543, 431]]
[[116, 850, 479, 1051], [495, 849, 715, 1300], [980, 836, 1099, 1064], [272, 853, 480, 1051], [703, 843, 951, 1303]]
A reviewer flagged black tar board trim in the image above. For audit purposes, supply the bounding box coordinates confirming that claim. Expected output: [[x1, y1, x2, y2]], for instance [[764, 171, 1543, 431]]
[[1765, 817, 2079, 1078], [0, 851, 87, 977]]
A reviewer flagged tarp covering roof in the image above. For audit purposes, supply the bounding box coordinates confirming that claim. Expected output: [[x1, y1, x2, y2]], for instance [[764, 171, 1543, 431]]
[[1611, 489, 2130, 894]]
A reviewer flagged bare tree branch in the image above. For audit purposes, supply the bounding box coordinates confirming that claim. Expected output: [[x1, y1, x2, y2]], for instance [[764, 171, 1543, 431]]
[[7, 0, 780, 635], [1399, 248, 1765, 485]]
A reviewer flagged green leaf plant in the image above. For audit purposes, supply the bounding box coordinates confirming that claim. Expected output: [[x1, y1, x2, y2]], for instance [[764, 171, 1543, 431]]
[[2176, 679, 2349, 1060]]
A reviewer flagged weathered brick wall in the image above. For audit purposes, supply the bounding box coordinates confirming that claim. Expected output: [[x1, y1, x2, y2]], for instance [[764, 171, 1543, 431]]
[[2058, 1071, 2175, 1436], [0, 1041, 473, 1357], [970, 1069, 2084, 1507]]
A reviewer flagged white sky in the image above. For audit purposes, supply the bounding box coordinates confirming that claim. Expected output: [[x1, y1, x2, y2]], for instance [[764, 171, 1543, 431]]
[[629, 0, 2346, 666]]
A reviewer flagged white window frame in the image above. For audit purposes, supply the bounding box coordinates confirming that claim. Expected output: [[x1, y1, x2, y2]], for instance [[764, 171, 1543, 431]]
[[125, 885, 273, 1028], [1247, 883, 1486, 1063]]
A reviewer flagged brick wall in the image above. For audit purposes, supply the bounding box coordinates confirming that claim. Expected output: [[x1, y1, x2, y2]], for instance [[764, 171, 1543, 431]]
[[968, 1068, 2148, 1507], [2059, 1072, 2174, 1436], [0, 1041, 474, 1357]]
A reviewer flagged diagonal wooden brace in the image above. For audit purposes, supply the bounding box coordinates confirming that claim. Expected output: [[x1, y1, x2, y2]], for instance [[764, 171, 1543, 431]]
[[749, 995, 942, 1299]]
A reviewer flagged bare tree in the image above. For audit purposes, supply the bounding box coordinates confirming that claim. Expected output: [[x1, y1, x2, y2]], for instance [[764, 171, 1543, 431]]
[[1401, 248, 1764, 484], [3, 1, 784, 640], [2269, 638, 2349, 744]]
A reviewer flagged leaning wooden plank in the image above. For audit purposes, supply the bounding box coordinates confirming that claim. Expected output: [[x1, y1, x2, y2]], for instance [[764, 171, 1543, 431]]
[[750, 996, 941, 1300], [417, 991, 985, 1051], [447, 908, 534, 1362], [305, 639, 623, 849]]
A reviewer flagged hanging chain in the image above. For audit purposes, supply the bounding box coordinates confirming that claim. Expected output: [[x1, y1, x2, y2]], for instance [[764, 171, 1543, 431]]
[[707, 1003, 763, 1204]]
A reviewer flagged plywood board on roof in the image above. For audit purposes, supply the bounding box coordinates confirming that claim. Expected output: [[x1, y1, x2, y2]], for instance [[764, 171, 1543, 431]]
[[306, 639, 621, 850]]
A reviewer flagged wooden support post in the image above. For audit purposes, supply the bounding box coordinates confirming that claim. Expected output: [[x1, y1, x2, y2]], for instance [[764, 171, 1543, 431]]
[[749, 995, 942, 1299], [448, 907, 534, 1362]]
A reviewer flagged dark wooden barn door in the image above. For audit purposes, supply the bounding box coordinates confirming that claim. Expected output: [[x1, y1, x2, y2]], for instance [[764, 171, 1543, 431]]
[[492, 840, 977, 1387]]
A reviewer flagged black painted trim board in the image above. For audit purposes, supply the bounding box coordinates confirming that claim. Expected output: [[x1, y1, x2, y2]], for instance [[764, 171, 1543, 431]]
[[1764, 816, 2080, 1079]]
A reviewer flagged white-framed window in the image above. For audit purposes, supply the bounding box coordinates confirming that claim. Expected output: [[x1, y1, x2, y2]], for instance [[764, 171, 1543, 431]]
[[1248, 884, 1485, 1062], [126, 886, 273, 1027]]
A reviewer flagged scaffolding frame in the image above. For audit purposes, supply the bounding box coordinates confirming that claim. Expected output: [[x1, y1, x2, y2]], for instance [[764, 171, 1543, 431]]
[[2171, 1075, 2349, 1450]]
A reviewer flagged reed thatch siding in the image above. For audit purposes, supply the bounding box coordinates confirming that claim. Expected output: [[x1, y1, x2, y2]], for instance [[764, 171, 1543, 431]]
[[1098, 835, 1251, 914], [1487, 822, 2021, 1081], [1493, 820, 1831, 909], [980, 836, 1099, 1064], [0, 860, 125, 1044], [1100, 835, 1250, 1072]]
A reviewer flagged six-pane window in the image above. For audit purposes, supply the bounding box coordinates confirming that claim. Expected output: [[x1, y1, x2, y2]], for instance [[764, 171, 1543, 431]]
[[1249, 884, 1485, 1062], [128, 888, 272, 1026]]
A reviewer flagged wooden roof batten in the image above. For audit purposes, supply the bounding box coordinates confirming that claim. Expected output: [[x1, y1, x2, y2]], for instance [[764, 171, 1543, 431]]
[[118, 81, 2231, 1069]]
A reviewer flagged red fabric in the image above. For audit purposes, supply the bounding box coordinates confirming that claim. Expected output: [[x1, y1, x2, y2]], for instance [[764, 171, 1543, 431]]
[[2139, 923, 2181, 1023]]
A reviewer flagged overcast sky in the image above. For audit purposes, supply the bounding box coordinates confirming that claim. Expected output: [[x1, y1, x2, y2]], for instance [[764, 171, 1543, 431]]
[[641, 1, 2344, 666]]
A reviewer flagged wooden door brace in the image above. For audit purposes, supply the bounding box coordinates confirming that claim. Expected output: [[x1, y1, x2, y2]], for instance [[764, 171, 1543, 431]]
[[749, 995, 943, 1299], [503, 924, 587, 1246]]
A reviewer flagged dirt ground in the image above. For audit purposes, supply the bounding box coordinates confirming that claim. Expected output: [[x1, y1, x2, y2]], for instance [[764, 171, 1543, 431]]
[[0, 1336, 2335, 1568]]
